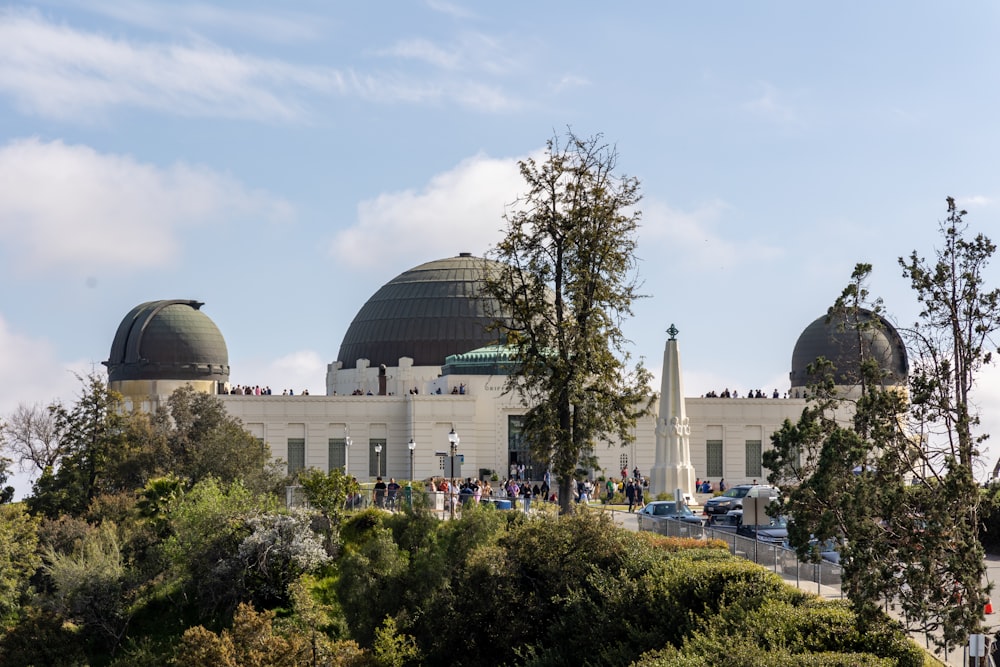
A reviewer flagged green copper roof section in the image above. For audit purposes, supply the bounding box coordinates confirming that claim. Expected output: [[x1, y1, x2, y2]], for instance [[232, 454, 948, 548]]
[[104, 300, 230, 382], [441, 344, 518, 376]]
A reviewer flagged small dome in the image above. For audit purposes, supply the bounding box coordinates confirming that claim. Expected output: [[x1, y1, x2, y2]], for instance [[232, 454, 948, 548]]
[[790, 309, 908, 388], [104, 300, 229, 382], [337, 253, 509, 368]]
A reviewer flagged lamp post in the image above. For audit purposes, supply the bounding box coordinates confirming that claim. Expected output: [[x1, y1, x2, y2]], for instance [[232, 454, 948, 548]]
[[448, 428, 459, 519], [374, 442, 383, 479], [344, 426, 352, 476], [407, 437, 416, 508]]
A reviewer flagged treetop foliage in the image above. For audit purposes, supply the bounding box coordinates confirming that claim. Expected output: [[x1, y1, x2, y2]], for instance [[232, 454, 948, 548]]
[[485, 130, 654, 515], [766, 198, 998, 651]]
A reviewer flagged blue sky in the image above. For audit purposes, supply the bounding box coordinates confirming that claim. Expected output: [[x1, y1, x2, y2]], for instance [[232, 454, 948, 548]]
[[3, 1, 1000, 487]]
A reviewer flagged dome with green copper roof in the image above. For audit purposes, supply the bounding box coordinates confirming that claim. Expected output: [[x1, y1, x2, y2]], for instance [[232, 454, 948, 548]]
[[337, 253, 510, 368], [104, 300, 229, 382]]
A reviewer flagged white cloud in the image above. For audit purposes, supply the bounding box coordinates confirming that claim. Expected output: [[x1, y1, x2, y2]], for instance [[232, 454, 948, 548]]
[[641, 198, 783, 270], [380, 38, 462, 70], [0, 8, 522, 120], [331, 152, 527, 268], [376, 31, 521, 77], [0, 137, 292, 274], [232, 349, 327, 396], [960, 195, 993, 208], [0, 8, 344, 122], [0, 314, 90, 417], [73, 1, 326, 43]]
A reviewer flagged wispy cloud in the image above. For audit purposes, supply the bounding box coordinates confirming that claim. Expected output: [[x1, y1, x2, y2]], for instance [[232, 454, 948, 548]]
[[0, 8, 521, 121], [960, 195, 993, 208], [66, 0, 327, 43], [380, 38, 462, 69], [331, 152, 529, 269], [0, 8, 339, 121], [641, 198, 783, 270], [376, 32, 521, 77], [0, 137, 292, 274], [425, 0, 478, 20], [742, 81, 801, 125], [552, 74, 590, 93]]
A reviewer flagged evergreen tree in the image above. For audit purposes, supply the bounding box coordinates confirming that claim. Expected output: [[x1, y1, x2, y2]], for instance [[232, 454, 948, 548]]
[[766, 199, 998, 650], [29, 374, 129, 518], [485, 130, 654, 515]]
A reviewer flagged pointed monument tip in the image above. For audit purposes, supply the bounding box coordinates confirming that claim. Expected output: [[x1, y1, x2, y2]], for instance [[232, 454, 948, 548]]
[[667, 324, 678, 340]]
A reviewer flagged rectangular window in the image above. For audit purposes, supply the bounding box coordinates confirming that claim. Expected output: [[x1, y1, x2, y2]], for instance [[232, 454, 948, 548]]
[[369, 439, 387, 477], [706, 440, 723, 478], [328, 438, 346, 471], [287, 438, 305, 475], [745, 440, 762, 478]]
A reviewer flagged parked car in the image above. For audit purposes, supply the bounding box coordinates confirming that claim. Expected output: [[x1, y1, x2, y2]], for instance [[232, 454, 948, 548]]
[[707, 509, 743, 532], [703, 484, 779, 517], [782, 537, 843, 565], [636, 501, 705, 530], [735, 511, 788, 544], [818, 539, 841, 564]]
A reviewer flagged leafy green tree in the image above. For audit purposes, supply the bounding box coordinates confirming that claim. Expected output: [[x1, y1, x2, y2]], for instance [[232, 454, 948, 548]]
[[161, 478, 282, 621], [0, 456, 13, 505], [373, 616, 420, 667], [28, 374, 130, 518], [173, 602, 368, 667], [485, 130, 654, 514], [226, 510, 331, 609], [136, 474, 184, 537], [158, 385, 281, 492], [298, 466, 358, 555], [0, 502, 41, 617], [902, 198, 1000, 472], [766, 200, 998, 650], [42, 520, 134, 653]]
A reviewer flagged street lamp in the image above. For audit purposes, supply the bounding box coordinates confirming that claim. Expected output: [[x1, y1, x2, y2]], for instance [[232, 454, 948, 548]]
[[407, 437, 416, 508], [374, 442, 383, 479], [448, 428, 459, 519], [344, 426, 352, 476]]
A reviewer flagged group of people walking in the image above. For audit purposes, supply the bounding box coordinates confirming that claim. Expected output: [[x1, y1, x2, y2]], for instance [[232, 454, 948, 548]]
[[364, 466, 662, 514]]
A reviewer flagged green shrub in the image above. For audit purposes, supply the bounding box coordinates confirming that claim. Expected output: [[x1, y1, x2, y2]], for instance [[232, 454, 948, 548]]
[[638, 637, 897, 667], [636, 532, 728, 552], [636, 596, 923, 667]]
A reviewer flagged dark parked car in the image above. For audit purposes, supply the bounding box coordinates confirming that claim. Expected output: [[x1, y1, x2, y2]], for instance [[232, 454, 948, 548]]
[[735, 512, 788, 544], [707, 509, 743, 532], [703, 484, 778, 517], [636, 501, 705, 531]]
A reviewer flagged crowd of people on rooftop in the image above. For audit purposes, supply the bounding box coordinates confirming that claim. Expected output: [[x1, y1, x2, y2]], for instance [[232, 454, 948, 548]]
[[222, 384, 312, 396], [703, 388, 787, 398]]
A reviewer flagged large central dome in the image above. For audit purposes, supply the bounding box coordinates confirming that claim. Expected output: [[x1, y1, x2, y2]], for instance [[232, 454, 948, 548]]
[[337, 253, 509, 368]]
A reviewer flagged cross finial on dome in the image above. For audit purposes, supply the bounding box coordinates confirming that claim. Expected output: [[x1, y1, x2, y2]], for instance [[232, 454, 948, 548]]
[[667, 324, 678, 340]]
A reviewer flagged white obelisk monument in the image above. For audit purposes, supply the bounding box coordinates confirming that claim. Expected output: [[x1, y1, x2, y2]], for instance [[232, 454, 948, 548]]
[[649, 324, 697, 499]]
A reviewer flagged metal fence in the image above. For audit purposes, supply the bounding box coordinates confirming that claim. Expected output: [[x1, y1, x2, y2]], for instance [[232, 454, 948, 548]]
[[641, 516, 843, 598]]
